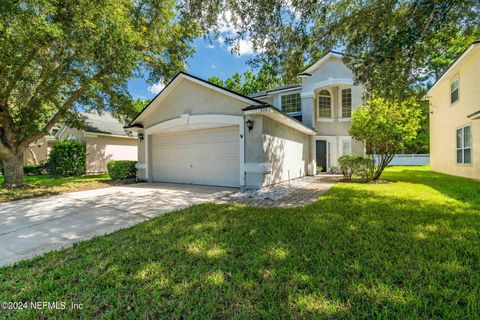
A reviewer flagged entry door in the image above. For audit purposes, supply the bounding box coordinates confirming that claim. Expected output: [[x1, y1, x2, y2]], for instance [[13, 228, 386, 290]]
[[316, 140, 327, 172]]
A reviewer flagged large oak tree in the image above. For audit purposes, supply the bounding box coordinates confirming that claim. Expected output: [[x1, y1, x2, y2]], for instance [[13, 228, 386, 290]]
[[0, 0, 199, 187]]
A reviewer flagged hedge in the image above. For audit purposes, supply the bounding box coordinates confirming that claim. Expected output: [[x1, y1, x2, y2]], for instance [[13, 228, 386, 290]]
[[49, 140, 86, 176], [107, 160, 137, 181], [338, 155, 375, 182]]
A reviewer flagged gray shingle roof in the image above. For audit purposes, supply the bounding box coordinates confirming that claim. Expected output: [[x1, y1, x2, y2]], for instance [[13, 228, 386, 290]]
[[81, 111, 129, 136], [249, 83, 301, 98]]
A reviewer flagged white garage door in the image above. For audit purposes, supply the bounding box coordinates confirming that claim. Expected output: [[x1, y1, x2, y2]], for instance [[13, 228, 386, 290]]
[[151, 126, 240, 187]]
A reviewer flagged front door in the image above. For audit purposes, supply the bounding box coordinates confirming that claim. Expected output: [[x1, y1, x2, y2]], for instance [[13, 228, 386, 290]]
[[316, 140, 327, 172]]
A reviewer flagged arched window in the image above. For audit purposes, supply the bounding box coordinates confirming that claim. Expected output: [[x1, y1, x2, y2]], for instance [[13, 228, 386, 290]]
[[318, 89, 331, 118]]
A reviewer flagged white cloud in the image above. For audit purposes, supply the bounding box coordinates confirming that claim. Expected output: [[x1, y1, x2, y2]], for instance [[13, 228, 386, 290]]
[[206, 43, 215, 49], [228, 39, 255, 56], [148, 81, 165, 94]]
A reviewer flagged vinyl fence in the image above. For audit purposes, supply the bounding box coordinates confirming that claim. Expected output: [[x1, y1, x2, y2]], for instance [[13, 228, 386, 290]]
[[371, 154, 430, 166]]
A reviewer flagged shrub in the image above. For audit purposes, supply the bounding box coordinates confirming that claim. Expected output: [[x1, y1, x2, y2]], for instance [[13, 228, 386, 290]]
[[338, 156, 375, 182], [49, 140, 86, 176], [107, 160, 137, 181], [24, 161, 50, 176]]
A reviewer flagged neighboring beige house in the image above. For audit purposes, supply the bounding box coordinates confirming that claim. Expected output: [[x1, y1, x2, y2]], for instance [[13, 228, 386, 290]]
[[427, 41, 480, 180], [23, 135, 57, 166], [126, 52, 364, 189], [25, 112, 138, 173]]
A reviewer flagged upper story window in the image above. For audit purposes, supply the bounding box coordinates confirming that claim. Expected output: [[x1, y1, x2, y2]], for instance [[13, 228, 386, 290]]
[[318, 90, 331, 118], [341, 138, 351, 156], [451, 77, 459, 104], [341, 88, 352, 118], [281, 93, 301, 114], [456, 126, 471, 164]]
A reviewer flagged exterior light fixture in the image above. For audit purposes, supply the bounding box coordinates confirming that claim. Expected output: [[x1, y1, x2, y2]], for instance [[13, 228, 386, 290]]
[[245, 119, 254, 131], [138, 133, 144, 140]]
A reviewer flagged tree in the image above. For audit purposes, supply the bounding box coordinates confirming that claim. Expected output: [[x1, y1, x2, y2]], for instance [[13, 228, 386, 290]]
[[0, 0, 200, 187], [131, 98, 151, 115], [349, 97, 422, 180], [183, 0, 480, 98], [208, 67, 283, 95]]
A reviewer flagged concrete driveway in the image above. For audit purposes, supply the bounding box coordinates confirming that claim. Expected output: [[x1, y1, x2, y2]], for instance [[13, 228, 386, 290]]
[[0, 183, 235, 267]]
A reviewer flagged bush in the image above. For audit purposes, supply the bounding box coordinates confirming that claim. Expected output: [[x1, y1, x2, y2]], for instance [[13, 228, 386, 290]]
[[338, 156, 375, 182], [24, 161, 50, 176], [107, 160, 137, 181], [49, 140, 86, 176]]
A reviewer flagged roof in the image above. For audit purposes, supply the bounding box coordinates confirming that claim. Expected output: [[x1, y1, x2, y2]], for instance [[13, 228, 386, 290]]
[[127, 72, 265, 127], [427, 40, 480, 95], [249, 84, 302, 98], [243, 104, 317, 135], [81, 111, 129, 137], [301, 51, 345, 75]]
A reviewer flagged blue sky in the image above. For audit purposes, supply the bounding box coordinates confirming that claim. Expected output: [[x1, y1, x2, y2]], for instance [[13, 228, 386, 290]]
[[128, 37, 256, 101]]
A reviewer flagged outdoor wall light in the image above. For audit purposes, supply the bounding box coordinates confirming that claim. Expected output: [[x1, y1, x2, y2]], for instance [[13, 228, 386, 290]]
[[245, 119, 254, 131], [138, 133, 144, 140]]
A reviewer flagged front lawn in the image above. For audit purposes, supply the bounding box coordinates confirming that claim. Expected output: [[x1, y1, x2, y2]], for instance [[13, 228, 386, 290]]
[[0, 174, 112, 202], [1, 167, 479, 319]]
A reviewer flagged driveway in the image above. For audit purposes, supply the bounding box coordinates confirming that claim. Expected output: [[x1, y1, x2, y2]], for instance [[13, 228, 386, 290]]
[[0, 183, 235, 267]]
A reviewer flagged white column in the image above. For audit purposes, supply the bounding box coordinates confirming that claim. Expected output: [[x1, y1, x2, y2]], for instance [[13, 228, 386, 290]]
[[144, 133, 149, 181]]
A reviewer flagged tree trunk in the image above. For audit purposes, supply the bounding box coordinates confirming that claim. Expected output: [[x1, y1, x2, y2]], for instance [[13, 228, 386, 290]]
[[2, 152, 25, 188]]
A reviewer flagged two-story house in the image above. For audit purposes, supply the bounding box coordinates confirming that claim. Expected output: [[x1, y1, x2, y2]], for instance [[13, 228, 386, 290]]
[[126, 51, 364, 189], [251, 51, 365, 171], [427, 41, 480, 180]]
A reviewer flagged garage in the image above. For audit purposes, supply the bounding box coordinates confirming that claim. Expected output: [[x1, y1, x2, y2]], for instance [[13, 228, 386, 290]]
[[150, 126, 240, 187]]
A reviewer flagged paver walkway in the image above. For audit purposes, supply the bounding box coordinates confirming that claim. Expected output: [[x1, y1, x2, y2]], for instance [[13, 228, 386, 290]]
[[217, 174, 341, 208]]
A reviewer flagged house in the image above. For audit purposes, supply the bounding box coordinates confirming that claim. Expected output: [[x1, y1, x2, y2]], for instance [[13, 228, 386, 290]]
[[25, 112, 138, 174], [427, 41, 480, 180], [126, 52, 365, 189]]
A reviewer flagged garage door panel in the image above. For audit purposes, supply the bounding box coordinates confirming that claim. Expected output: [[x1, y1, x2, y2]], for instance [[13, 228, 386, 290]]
[[151, 126, 240, 187]]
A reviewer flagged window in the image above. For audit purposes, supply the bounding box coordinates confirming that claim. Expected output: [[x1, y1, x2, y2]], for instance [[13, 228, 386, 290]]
[[451, 77, 459, 104], [341, 88, 352, 118], [341, 138, 351, 156], [281, 93, 301, 114], [456, 126, 471, 164], [318, 90, 331, 118]]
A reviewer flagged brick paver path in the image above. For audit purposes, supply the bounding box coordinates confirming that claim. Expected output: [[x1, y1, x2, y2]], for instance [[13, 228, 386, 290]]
[[216, 174, 342, 208]]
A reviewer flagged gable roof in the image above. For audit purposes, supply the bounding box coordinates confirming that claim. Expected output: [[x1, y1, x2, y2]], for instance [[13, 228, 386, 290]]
[[301, 51, 345, 75], [81, 111, 130, 137], [127, 72, 265, 126], [249, 83, 302, 98], [427, 41, 480, 95]]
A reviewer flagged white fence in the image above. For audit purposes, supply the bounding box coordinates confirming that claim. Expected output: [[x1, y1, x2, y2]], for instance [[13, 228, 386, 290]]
[[371, 154, 430, 166]]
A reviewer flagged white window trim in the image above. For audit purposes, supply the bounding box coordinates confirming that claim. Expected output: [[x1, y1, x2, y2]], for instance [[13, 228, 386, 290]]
[[316, 88, 334, 121], [450, 75, 460, 106], [278, 91, 302, 115], [456, 125, 472, 165], [339, 136, 352, 156], [338, 86, 352, 120]]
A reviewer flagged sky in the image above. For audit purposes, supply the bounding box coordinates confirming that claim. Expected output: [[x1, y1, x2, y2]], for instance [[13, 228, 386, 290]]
[[127, 37, 256, 101]]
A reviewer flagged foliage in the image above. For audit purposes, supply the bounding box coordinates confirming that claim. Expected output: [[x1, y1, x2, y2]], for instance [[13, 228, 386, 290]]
[[107, 160, 137, 181], [183, 0, 480, 98], [24, 161, 50, 176], [329, 166, 339, 174], [315, 165, 323, 173], [208, 66, 283, 95], [0, 0, 200, 187], [49, 140, 86, 177], [0, 174, 111, 202], [131, 98, 151, 114], [338, 156, 375, 182], [350, 97, 422, 180], [1, 167, 480, 318]]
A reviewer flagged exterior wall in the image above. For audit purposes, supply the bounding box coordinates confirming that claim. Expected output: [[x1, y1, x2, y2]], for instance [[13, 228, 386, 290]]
[[137, 138, 146, 180], [255, 95, 274, 106], [57, 127, 85, 144], [86, 136, 138, 173], [429, 47, 480, 180], [140, 79, 246, 129], [261, 116, 310, 186], [23, 137, 50, 165]]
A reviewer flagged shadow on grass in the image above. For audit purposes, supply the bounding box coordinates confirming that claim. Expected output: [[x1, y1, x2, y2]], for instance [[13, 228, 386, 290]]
[[1, 171, 479, 319]]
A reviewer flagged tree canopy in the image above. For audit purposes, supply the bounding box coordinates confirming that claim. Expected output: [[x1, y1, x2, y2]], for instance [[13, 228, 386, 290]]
[[0, 0, 200, 187]]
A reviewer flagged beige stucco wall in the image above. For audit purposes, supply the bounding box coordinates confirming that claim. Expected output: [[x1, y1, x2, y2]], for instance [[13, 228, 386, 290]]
[[139, 79, 247, 129], [261, 116, 310, 186], [23, 137, 50, 165], [429, 47, 480, 180], [86, 136, 138, 173]]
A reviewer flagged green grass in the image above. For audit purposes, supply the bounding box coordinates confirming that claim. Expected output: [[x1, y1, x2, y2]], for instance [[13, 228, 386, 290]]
[[0, 174, 112, 202], [1, 167, 479, 319]]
